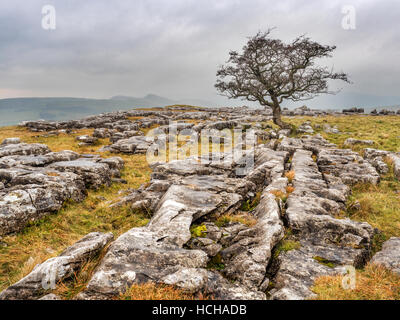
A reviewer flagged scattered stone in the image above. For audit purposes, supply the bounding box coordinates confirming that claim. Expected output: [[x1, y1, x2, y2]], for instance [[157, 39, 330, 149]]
[[323, 124, 340, 134], [297, 122, 314, 134], [343, 138, 374, 146], [342, 107, 364, 114], [1, 138, 21, 145], [108, 136, 155, 154], [388, 154, 400, 180], [76, 135, 98, 146]]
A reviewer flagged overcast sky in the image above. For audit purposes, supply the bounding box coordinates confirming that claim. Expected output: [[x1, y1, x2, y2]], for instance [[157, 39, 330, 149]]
[[0, 0, 399, 107]]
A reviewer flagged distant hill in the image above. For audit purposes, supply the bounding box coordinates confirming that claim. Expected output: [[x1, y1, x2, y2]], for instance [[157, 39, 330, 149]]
[[2, 92, 399, 127], [0, 94, 213, 127]]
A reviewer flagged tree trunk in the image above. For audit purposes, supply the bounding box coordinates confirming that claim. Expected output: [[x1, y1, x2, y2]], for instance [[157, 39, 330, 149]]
[[271, 99, 291, 129]]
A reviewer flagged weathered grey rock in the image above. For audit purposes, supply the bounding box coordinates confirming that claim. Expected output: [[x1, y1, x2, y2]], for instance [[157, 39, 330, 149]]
[[388, 154, 400, 180], [221, 178, 286, 290], [38, 293, 61, 300], [371, 237, 400, 275], [297, 122, 314, 134], [363, 148, 392, 174], [0, 150, 80, 168], [78, 146, 285, 299], [368, 156, 389, 174], [109, 130, 144, 143], [0, 170, 86, 236], [286, 149, 374, 246], [187, 237, 222, 257], [0, 232, 114, 300], [76, 135, 98, 146], [10, 109, 394, 301], [318, 148, 380, 185], [49, 159, 112, 189], [270, 147, 376, 300], [0, 141, 124, 235], [323, 124, 340, 134], [166, 269, 265, 300], [108, 136, 154, 154], [270, 240, 366, 300], [93, 128, 115, 138], [343, 107, 364, 114], [77, 183, 226, 299], [344, 138, 374, 146], [363, 148, 390, 160], [205, 121, 238, 130], [1, 137, 21, 145], [0, 143, 50, 158]]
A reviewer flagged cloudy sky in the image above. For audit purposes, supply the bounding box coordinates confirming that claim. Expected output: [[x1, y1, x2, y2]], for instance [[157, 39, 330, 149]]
[[0, 0, 399, 108]]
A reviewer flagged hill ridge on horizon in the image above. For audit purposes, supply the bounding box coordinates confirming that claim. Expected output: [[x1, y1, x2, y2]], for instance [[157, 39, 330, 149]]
[[0, 93, 400, 127]]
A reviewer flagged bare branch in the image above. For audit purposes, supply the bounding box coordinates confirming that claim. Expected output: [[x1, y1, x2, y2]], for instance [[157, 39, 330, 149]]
[[215, 30, 350, 128]]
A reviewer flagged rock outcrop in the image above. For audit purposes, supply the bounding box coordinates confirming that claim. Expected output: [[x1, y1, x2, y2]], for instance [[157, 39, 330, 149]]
[[0, 232, 114, 300], [77, 147, 289, 300], [0, 139, 124, 235], [269, 136, 378, 300], [371, 237, 400, 275]]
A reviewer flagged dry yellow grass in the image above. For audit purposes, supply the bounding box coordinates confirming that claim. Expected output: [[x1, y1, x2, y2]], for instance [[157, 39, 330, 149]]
[[286, 186, 295, 194], [337, 162, 400, 239], [215, 212, 257, 228], [312, 264, 400, 300], [285, 115, 400, 153], [118, 282, 206, 300], [53, 244, 110, 299], [285, 170, 295, 183]]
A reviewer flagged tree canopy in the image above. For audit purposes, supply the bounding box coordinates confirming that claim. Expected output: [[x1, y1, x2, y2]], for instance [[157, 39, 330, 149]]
[[215, 30, 350, 128]]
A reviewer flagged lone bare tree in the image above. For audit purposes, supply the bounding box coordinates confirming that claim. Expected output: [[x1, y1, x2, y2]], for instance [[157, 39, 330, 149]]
[[215, 30, 350, 128]]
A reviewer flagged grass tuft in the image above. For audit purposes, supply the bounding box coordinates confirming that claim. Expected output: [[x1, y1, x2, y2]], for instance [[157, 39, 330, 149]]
[[215, 212, 257, 228], [312, 264, 400, 300], [118, 282, 203, 300]]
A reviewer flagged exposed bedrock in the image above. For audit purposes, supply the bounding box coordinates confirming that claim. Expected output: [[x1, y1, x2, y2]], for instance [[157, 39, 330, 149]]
[[0, 140, 124, 236], [76, 146, 289, 300], [3, 117, 396, 301], [221, 178, 287, 291], [270, 147, 377, 300], [278, 135, 380, 185], [370, 237, 400, 275], [78, 184, 266, 299]]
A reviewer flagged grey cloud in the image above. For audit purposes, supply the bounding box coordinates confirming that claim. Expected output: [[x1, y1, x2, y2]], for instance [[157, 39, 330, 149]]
[[0, 0, 399, 107]]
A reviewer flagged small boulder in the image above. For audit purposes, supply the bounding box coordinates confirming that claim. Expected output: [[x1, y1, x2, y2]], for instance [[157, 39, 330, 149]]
[[371, 237, 400, 275], [343, 138, 374, 146], [1, 137, 21, 146], [75, 135, 98, 146]]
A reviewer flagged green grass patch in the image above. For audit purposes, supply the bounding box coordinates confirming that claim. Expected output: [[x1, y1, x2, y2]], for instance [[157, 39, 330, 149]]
[[273, 239, 301, 258]]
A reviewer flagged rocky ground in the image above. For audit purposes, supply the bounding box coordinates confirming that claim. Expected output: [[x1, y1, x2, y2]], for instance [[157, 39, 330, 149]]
[[0, 105, 399, 300]]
